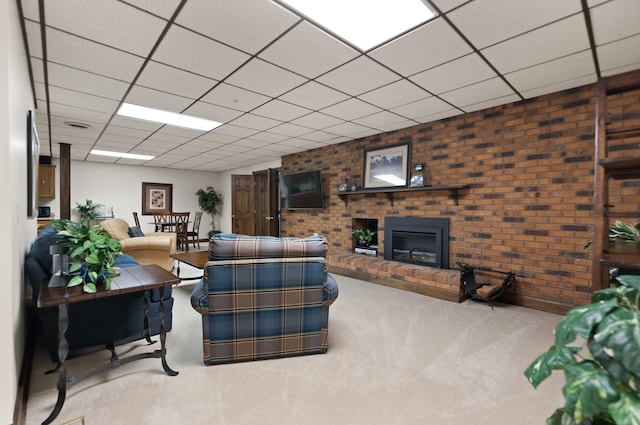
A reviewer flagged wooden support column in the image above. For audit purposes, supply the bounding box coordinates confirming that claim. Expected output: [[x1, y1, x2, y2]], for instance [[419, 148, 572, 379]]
[[59, 143, 71, 220]]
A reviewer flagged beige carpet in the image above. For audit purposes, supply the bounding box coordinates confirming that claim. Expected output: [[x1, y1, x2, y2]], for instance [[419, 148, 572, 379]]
[[25, 263, 565, 425]]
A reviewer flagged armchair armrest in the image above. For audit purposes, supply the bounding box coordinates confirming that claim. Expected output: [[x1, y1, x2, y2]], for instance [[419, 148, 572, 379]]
[[119, 236, 175, 271]]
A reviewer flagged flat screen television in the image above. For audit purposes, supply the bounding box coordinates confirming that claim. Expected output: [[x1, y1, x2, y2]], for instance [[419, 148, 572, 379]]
[[279, 170, 324, 210]]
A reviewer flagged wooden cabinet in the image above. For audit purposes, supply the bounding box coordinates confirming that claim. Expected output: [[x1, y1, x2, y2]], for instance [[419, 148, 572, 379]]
[[38, 164, 55, 199]]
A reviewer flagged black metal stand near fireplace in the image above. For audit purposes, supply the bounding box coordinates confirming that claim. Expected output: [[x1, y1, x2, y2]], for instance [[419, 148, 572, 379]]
[[384, 217, 449, 269]]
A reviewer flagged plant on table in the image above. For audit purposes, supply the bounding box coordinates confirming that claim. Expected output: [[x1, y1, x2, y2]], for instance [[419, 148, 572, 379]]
[[195, 186, 223, 238], [51, 219, 122, 293], [75, 199, 105, 227], [524, 274, 640, 425]]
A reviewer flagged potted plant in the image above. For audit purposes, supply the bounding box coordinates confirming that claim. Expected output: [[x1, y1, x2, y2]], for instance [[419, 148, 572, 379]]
[[50, 219, 122, 293], [524, 274, 640, 425], [75, 199, 104, 227], [352, 228, 376, 247], [195, 186, 223, 238]]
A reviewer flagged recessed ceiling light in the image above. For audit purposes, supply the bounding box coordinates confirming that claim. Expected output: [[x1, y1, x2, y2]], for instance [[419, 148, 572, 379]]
[[90, 149, 154, 161], [116, 103, 223, 132], [279, 0, 434, 51], [64, 121, 92, 129]]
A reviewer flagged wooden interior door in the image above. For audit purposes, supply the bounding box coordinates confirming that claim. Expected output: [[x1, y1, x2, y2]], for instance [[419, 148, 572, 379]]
[[254, 168, 280, 236], [231, 174, 255, 235]]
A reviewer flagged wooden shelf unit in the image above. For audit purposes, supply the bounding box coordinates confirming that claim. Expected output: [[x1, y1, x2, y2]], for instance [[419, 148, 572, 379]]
[[337, 184, 468, 206], [38, 164, 55, 199], [592, 70, 640, 290]]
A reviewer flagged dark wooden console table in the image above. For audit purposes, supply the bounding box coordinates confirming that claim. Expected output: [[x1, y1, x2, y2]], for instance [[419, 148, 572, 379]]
[[37, 264, 179, 425]]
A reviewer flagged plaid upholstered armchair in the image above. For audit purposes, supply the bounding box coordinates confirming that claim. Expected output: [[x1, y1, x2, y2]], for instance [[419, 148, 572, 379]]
[[191, 234, 339, 365]]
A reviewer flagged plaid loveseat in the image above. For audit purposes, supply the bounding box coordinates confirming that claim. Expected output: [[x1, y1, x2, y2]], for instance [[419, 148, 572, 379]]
[[191, 233, 339, 365]]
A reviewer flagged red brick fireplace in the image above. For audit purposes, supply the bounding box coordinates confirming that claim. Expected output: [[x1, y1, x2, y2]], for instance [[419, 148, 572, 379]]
[[278, 82, 640, 314]]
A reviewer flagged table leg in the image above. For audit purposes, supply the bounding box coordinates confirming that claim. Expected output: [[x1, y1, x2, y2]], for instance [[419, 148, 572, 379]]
[[159, 286, 178, 376], [42, 303, 69, 425]]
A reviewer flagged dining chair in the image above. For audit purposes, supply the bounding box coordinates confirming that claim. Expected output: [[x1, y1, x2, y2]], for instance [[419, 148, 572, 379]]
[[153, 212, 171, 233], [188, 211, 203, 249], [172, 212, 190, 252], [132, 212, 140, 228]]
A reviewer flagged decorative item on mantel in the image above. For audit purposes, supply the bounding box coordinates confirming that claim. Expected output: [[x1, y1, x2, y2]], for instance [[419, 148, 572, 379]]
[[350, 181, 358, 192], [410, 163, 430, 187], [338, 177, 348, 192]]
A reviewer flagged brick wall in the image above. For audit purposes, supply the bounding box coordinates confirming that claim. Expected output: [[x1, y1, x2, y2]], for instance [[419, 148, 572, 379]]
[[279, 83, 638, 311]]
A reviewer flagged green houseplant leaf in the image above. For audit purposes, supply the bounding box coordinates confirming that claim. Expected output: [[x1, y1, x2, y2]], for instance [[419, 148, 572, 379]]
[[525, 274, 640, 425]]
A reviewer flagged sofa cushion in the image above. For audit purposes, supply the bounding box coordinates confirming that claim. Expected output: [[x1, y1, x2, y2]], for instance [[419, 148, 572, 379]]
[[99, 218, 131, 241], [128, 226, 145, 237], [208, 233, 328, 260]]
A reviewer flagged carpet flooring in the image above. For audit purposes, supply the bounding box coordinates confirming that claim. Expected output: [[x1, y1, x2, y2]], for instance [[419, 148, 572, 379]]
[[24, 263, 565, 425]]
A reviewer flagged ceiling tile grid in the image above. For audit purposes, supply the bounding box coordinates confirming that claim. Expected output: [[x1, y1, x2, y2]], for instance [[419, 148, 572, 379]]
[[19, 0, 639, 171]]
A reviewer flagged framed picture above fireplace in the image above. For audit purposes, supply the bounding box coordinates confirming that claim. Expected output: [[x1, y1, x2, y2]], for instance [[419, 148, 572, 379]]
[[363, 142, 410, 189]]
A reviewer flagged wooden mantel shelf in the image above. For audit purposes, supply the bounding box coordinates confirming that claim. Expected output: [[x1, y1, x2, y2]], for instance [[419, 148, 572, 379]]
[[337, 184, 469, 206]]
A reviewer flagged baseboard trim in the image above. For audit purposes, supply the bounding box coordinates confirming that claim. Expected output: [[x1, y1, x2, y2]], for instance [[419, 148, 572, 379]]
[[13, 311, 36, 425]]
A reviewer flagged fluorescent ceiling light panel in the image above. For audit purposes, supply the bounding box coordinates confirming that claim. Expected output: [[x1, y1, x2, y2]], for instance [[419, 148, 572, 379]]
[[280, 0, 434, 51], [117, 103, 222, 131], [91, 149, 155, 161]]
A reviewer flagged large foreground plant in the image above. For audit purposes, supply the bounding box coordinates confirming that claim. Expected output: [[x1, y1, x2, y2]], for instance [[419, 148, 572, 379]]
[[51, 219, 122, 293], [524, 275, 640, 425]]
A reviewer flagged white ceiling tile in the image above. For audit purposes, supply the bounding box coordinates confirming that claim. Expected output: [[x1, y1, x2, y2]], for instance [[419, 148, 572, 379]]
[[268, 123, 313, 137], [482, 14, 590, 74], [125, 85, 194, 112], [122, 0, 182, 19], [414, 109, 463, 124], [233, 139, 271, 149], [244, 132, 290, 143], [25, 21, 42, 58], [156, 125, 207, 139], [370, 18, 472, 76], [358, 80, 431, 109], [590, 0, 640, 46], [226, 58, 308, 97], [110, 116, 164, 132], [47, 63, 130, 100], [46, 28, 145, 81], [251, 99, 312, 122], [279, 81, 350, 111], [448, 0, 581, 49], [48, 102, 112, 124], [390, 96, 455, 120], [323, 121, 375, 137], [439, 77, 515, 108], [298, 131, 341, 143], [46, 0, 166, 56], [21, 0, 39, 21], [429, 0, 469, 13], [320, 98, 383, 120], [520, 75, 596, 99], [587, 0, 609, 6], [185, 138, 227, 149], [354, 111, 413, 130], [137, 61, 218, 99], [102, 125, 152, 139], [316, 56, 400, 96], [409, 53, 497, 94], [213, 124, 259, 138], [200, 83, 270, 112], [290, 112, 345, 130], [152, 25, 250, 80], [183, 101, 244, 123], [176, 0, 300, 54], [597, 34, 640, 76], [461, 93, 521, 113], [259, 21, 359, 78], [505, 51, 596, 93], [229, 114, 282, 131]]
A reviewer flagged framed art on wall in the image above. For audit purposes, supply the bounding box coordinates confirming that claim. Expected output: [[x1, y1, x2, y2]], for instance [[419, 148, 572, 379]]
[[26, 110, 40, 217], [142, 182, 173, 215], [362, 142, 410, 189]]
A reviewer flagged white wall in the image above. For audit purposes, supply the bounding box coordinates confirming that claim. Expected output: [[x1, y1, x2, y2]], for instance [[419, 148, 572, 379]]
[[40, 160, 222, 239], [1, 0, 37, 422]]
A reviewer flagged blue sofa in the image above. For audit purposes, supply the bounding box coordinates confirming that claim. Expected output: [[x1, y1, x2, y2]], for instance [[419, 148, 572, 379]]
[[25, 226, 174, 362], [191, 234, 339, 365]]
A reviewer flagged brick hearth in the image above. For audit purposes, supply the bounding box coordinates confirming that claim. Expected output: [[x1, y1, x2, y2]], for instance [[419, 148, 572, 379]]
[[327, 252, 463, 303]]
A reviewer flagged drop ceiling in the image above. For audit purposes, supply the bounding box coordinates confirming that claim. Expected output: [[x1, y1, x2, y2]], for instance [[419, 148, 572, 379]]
[[18, 0, 640, 172]]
